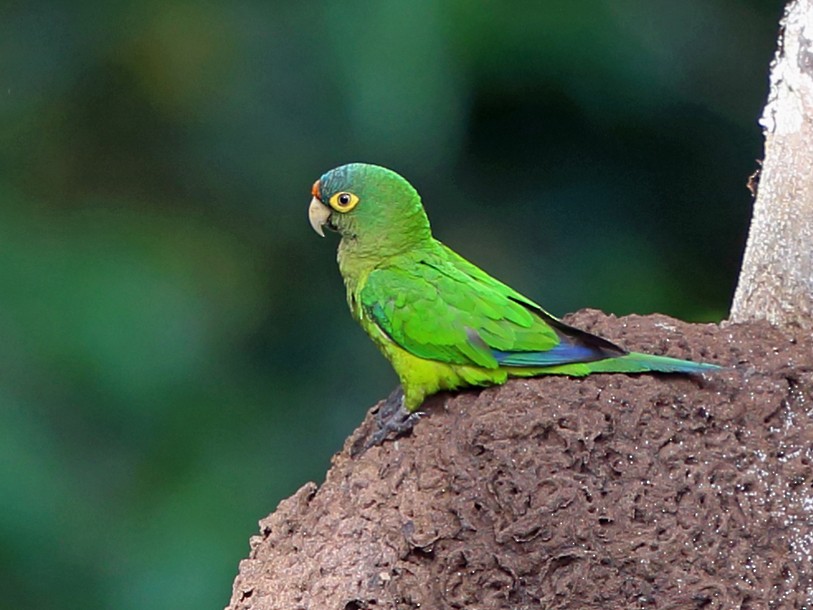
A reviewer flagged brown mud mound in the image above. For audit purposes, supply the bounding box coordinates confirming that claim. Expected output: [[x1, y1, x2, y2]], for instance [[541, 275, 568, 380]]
[[228, 310, 813, 610]]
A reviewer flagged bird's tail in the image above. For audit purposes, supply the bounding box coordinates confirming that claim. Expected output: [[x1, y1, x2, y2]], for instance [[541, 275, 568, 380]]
[[585, 351, 720, 375]]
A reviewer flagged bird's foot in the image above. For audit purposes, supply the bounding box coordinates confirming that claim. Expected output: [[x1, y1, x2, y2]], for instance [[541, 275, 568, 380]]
[[352, 387, 423, 456]]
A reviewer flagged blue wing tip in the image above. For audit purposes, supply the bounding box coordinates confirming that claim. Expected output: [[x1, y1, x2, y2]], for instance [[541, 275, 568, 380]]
[[492, 343, 601, 367]]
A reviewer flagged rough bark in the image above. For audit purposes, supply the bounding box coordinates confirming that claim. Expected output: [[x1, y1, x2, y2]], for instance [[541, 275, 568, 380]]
[[730, 0, 813, 331], [227, 311, 813, 610]]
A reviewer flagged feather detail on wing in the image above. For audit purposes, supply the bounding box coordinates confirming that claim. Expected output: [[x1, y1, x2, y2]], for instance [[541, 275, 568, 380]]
[[360, 246, 627, 370]]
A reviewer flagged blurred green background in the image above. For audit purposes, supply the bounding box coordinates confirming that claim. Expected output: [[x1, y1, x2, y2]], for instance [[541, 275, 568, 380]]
[[0, 1, 783, 608]]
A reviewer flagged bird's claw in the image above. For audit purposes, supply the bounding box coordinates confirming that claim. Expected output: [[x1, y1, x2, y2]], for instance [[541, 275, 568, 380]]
[[375, 386, 405, 424], [368, 408, 423, 447], [351, 387, 424, 456]]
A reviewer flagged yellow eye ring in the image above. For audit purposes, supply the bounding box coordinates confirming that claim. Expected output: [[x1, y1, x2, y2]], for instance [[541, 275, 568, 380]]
[[328, 191, 359, 213]]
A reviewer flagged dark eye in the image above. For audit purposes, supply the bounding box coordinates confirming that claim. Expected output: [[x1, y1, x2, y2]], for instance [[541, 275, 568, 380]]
[[328, 191, 359, 212]]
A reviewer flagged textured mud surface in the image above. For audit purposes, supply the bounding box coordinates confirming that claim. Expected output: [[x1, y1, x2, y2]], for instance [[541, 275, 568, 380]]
[[227, 311, 813, 610]]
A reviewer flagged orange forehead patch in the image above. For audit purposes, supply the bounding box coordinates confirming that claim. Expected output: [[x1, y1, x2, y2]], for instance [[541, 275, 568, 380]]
[[311, 180, 321, 200]]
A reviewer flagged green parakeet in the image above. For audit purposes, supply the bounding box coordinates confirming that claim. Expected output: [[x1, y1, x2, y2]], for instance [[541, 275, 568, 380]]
[[308, 163, 719, 420]]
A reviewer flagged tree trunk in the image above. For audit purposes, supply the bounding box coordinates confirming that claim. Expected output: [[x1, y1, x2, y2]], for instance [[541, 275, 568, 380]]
[[730, 0, 813, 331]]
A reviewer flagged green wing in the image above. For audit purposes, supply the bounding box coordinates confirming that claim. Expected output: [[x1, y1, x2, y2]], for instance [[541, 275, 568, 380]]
[[360, 246, 624, 369]]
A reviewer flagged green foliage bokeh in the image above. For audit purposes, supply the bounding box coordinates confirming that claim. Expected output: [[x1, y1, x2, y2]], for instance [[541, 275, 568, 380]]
[[0, 1, 783, 608]]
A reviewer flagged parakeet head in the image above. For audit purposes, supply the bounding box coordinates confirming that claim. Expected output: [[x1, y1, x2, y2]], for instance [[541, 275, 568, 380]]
[[308, 163, 431, 253]]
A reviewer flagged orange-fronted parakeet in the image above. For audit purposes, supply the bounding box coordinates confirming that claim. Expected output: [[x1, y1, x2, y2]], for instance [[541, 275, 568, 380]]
[[308, 163, 719, 439]]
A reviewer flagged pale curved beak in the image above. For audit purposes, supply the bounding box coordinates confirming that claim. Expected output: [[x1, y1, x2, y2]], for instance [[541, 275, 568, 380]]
[[308, 197, 331, 237]]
